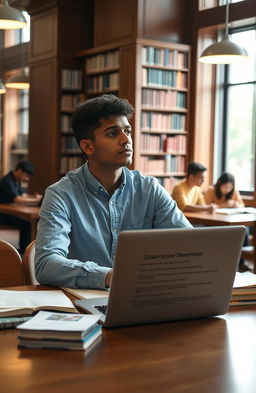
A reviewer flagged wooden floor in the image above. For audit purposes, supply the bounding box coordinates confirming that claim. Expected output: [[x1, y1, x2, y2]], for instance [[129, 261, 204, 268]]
[[0, 229, 19, 250]]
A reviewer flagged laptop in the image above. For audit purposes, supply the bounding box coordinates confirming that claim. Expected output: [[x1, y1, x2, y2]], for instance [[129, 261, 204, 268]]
[[75, 226, 246, 328]]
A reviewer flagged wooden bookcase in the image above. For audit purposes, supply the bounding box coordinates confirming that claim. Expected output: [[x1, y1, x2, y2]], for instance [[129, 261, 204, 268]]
[[78, 38, 191, 193], [59, 68, 85, 176]]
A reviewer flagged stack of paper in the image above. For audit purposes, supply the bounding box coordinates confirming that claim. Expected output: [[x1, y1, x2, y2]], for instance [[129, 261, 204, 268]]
[[230, 272, 256, 306], [17, 310, 102, 350]]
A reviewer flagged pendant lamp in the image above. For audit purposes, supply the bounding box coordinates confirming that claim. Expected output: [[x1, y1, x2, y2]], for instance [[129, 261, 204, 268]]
[[0, 0, 27, 29], [0, 79, 6, 93], [5, 68, 29, 89], [199, 0, 249, 64]]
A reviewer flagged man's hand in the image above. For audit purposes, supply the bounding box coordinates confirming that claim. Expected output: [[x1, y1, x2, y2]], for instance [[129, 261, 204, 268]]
[[206, 203, 217, 214], [105, 269, 113, 288]]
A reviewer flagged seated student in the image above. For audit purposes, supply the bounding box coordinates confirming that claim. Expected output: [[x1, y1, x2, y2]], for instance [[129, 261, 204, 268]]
[[171, 161, 216, 213], [204, 172, 244, 208], [205, 172, 249, 272], [35, 94, 192, 289], [0, 160, 42, 254]]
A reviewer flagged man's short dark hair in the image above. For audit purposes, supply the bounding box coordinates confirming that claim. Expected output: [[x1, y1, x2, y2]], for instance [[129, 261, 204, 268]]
[[15, 160, 35, 175], [187, 161, 207, 176], [71, 94, 134, 146]]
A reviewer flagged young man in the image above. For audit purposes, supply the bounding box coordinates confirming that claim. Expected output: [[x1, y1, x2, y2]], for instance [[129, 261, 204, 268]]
[[0, 160, 42, 254], [172, 161, 216, 213], [35, 94, 192, 289]]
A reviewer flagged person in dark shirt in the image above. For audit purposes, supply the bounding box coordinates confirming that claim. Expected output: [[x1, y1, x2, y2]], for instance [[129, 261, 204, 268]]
[[0, 160, 42, 254]]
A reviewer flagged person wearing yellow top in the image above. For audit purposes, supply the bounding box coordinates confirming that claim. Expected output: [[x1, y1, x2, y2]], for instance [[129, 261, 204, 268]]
[[204, 172, 244, 208], [172, 162, 216, 213]]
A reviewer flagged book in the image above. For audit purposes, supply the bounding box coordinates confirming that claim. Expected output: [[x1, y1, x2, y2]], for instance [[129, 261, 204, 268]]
[[18, 326, 102, 350], [0, 316, 32, 329], [63, 288, 109, 300], [17, 310, 102, 351], [0, 290, 77, 317], [215, 207, 256, 215], [230, 272, 256, 306]]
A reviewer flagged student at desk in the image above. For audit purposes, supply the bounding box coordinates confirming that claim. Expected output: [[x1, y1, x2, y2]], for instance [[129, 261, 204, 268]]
[[0, 160, 42, 254], [171, 161, 216, 213], [35, 94, 192, 289], [204, 172, 244, 208]]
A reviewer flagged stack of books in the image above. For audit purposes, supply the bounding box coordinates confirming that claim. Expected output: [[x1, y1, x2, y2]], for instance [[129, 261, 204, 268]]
[[16, 310, 102, 351], [230, 271, 256, 307]]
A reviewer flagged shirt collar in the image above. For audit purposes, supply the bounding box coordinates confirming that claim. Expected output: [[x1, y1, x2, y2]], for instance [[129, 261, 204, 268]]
[[83, 162, 126, 195]]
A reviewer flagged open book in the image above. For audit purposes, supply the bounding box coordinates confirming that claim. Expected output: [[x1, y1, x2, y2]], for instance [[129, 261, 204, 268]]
[[0, 290, 77, 317], [63, 288, 109, 300], [216, 207, 256, 215]]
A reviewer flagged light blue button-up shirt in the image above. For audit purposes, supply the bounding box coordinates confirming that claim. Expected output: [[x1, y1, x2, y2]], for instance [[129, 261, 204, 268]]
[[35, 163, 192, 289]]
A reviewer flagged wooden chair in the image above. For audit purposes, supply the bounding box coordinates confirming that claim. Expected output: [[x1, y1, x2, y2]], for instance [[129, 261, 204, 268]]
[[0, 239, 26, 287], [23, 240, 39, 285]]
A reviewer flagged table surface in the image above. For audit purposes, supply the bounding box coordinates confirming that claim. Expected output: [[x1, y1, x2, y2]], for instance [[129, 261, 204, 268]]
[[0, 203, 40, 220], [185, 211, 256, 226], [1, 286, 256, 393]]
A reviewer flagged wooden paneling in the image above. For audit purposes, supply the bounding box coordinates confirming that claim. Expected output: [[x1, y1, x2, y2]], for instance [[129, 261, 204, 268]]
[[28, 60, 58, 192], [138, 0, 192, 44], [193, 30, 216, 187], [30, 8, 57, 62], [94, 0, 138, 46]]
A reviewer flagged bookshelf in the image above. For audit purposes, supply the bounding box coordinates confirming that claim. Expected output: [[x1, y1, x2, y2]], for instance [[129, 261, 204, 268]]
[[79, 39, 190, 193], [59, 69, 85, 176]]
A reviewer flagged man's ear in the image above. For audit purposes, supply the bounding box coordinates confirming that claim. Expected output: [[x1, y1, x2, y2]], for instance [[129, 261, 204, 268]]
[[80, 139, 94, 156]]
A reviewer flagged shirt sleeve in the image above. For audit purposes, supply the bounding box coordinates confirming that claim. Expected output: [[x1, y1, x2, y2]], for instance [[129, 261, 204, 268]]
[[204, 187, 214, 204], [1, 178, 20, 202], [196, 189, 206, 205], [35, 187, 111, 290], [233, 189, 245, 207], [153, 181, 192, 229], [171, 184, 187, 211]]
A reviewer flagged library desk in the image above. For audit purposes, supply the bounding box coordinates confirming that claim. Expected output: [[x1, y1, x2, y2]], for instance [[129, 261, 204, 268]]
[[1, 286, 256, 393], [0, 204, 40, 240], [185, 211, 256, 272]]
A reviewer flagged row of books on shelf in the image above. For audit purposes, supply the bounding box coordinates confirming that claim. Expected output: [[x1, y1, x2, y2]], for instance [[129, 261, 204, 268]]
[[141, 112, 186, 131], [61, 93, 85, 112], [60, 156, 84, 174], [61, 115, 73, 133], [141, 134, 186, 154], [142, 46, 188, 69], [12, 133, 28, 150], [140, 154, 186, 173], [142, 88, 186, 109], [62, 69, 83, 91], [156, 176, 179, 192], [87, 72, 119, 93], [86, 50, 119, 73], [142, 68, 187, 89], [61, 135, 79, 150]]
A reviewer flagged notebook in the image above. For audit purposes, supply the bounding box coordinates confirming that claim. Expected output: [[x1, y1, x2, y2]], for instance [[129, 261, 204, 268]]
[[75, 226, 246, 328]]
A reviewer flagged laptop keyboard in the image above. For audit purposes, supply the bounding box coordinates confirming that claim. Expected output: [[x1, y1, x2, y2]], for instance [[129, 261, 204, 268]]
[[94, 305, 107, 315]]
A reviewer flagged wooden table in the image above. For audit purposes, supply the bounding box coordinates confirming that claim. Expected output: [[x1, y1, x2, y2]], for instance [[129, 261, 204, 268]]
[[1, 286, 256, 393], [0, 204, 40, 240], [185, 211, 256, 271]]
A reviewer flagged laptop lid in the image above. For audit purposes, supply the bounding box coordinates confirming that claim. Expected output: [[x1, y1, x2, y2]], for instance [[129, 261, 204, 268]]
[[76, 226, 245, 328]]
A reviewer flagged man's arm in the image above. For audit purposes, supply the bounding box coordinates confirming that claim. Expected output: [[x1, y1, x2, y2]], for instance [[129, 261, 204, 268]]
[[35, 187, 111, 289], [14, 193, 42, 205]]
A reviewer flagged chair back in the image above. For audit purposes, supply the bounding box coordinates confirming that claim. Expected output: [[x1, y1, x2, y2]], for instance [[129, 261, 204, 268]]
[[23, 240, 39, 285], [0, 239, 26, 287]]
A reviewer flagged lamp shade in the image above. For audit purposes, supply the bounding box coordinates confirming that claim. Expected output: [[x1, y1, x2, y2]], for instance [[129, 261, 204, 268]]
[[0, 79, 6, 93], [0, 0, 27, 29], [5, 69, 29, 89], [199, 35, 249, 64]]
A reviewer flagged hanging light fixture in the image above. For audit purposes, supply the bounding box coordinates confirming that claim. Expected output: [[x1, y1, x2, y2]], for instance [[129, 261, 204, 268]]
[[0, 79, 6, 93], [199, 0, 249, 64], [0, 0, 27, 29], [5, 68, 29, 89]]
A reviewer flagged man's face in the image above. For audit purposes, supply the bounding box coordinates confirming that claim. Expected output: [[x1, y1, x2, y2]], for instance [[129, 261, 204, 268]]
[[17, 170, 30, 182], [192, 171, 205, 187], [80, 115, 133, 169]]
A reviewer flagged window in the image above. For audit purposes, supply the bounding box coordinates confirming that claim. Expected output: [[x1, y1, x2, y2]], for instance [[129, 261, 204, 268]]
[[219, 27, 256, 193]]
